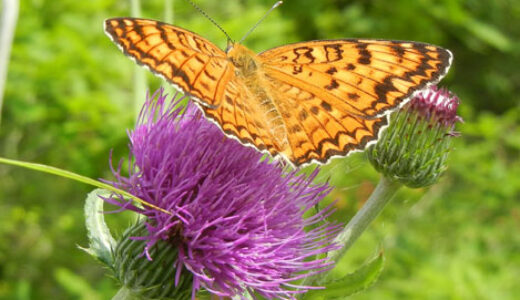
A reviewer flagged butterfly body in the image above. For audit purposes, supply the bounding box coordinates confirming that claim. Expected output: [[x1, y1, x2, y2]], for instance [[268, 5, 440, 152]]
[[227, 43, 291, 151], [105, 18, 452, 166]]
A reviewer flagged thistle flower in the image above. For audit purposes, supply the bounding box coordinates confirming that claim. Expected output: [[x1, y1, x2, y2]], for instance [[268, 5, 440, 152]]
[[367, 85, 463, 188], [105, 88, 340, 299]]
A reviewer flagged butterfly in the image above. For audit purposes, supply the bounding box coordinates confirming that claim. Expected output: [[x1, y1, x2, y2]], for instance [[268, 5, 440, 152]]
[[104, 17, 452, 167]]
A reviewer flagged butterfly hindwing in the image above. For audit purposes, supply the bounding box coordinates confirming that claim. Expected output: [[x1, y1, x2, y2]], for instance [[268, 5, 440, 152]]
[[269, 80, 389, 165], [104, 18, 232, 107], [198, 78, 281, 157]]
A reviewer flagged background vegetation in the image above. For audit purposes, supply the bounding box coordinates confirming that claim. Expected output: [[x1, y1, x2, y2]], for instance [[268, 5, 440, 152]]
[[0, 0, 518, 299]]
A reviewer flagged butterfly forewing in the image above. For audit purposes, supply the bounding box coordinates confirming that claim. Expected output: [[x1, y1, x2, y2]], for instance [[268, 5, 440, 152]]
[[104, 18, 232, 107], [259, 39, 452, 117]]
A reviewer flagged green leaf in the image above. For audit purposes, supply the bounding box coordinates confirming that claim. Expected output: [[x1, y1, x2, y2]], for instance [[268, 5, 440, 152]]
[[0, 156, 171, 215], [79, 189, 116, 266], [304, 252, 385, 299]]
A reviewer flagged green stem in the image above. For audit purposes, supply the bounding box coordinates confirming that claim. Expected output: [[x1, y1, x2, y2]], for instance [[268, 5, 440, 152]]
[[112, 286, 140, 300], [302, 176, 401, 290], [0, 157, 171, 215], [328, 176, 401, 263]]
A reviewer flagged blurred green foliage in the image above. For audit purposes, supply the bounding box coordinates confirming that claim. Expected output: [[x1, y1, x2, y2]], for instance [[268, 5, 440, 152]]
[[0, 0, 518, 299]]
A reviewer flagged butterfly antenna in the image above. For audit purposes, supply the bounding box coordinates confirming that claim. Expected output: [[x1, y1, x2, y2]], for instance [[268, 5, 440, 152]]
[[183, 0, 233, 42], [239, 1, 283, 44]]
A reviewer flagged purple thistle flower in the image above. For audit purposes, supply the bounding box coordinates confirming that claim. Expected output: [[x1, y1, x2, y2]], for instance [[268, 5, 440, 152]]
[[105, 88, 341, 299]]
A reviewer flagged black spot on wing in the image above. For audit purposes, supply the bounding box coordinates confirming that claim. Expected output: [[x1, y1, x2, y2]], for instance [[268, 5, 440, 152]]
[[320, 101, 332, 112], [356, 43, 371, 65], [326, 67, 338, 75], [345, 63, 356, 71], [325, 79, 339, 90], [348, 93, 360, 100], [298, 110, 309, 121]]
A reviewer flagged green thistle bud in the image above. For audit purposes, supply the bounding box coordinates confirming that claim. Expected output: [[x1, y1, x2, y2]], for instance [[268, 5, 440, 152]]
[[111, 221, 193, 300], [367, 86, 462, 188]]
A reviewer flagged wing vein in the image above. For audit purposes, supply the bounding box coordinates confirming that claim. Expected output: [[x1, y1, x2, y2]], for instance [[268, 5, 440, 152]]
[[133, 32, 162, 47], [172, 53, 197, 84], [143, 41, 166, 56], [191, 56, 210, 86], [212, 64, 230, 102]]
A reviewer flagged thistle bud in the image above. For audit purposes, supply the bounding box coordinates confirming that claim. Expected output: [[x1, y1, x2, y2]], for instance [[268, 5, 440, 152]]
[[111, 222, 193, 300], [367, 86, 462, 188]]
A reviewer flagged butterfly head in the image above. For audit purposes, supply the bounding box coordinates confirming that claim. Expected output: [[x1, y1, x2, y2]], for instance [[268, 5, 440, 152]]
[[226, 42, 259, 77]]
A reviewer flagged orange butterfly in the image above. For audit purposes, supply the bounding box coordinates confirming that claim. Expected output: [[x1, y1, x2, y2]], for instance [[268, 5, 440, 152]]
[[104, 15, 451, 167]]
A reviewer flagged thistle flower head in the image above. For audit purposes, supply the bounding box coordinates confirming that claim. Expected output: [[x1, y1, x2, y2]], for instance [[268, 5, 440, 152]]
[[105, 88, 340, 299], [367, 86, 463, 188], [409, 86, 463, 132]]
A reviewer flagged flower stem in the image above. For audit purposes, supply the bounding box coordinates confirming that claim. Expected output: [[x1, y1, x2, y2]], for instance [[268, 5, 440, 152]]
[[328, 176, 402, 264], [112, 286, 140, 300]]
